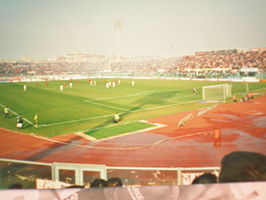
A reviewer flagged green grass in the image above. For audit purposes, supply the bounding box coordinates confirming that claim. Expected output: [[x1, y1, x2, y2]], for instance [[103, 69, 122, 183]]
[[0, 79, 265, 137], [85, 121, 155, 139]]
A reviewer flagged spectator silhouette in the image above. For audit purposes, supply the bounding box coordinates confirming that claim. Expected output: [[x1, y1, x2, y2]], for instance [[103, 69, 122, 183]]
[[90, 178, 107, 188], [192, 173, 217, 184], [8, 183, 23, 189], [219, 151, 266, 183], [107, 177, 123, 187], [66, 185, 85, 188]]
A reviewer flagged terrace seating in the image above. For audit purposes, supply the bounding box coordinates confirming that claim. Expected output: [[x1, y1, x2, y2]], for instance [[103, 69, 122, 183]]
[[177, 113, 193, 127], [1, 48, 264, 78]]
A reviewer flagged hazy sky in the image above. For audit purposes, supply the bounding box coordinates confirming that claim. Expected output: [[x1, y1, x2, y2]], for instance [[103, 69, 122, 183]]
[[0, 0, 266, 59]]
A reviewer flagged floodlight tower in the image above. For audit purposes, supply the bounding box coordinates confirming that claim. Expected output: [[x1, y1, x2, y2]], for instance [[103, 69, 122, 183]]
[[114, 20, 122, 62]]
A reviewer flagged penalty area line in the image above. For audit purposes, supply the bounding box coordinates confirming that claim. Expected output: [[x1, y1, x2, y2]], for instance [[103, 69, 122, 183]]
[[121, 99, 201, 114], [167, 94, 199, 103], [92, 91, 146, 101], [84, 100, 128, 111], [38, 113, 114, 127], [38, 99, 201, 128]]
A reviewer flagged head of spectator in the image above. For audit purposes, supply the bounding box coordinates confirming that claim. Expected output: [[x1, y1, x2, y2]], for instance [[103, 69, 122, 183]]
[[192, 173, 218, 184], [90, 178, 107, 188], [107, 177, 123, 187], [219, 151, 266, 183], [8, 183, 23, 189], [66, 185, 85, 188]]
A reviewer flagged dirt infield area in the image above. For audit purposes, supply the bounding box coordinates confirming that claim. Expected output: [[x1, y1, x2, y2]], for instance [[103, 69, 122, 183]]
[[0, 96, 266, 168]]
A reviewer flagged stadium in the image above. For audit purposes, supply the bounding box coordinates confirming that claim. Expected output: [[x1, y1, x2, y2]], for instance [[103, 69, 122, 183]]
[[1, 1, 266, 199], [1, 48, 266, 188]]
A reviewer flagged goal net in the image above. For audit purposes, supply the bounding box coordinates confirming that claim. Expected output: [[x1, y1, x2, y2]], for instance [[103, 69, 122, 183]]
[[202, 84, 232, 102]]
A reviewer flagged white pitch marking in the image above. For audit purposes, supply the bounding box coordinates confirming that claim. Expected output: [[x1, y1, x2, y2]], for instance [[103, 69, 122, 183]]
[[93, 92, 145, 101], [167, 94, 198, 102], [88, 88, 191, 101], [0, 103, 34, 126], [84, 100, 128, 111], [127, 99, 200, 113], [39, 113, 113, 127], [38, 99, 201, 127]]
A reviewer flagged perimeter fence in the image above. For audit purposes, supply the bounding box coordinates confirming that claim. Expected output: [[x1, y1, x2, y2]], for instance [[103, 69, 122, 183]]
[[0, 158, 219, 189]]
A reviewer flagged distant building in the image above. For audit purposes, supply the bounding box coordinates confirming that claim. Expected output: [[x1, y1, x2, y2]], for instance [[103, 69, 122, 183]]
[[62, 53, 105, 63], [19, 56, 32, 63]]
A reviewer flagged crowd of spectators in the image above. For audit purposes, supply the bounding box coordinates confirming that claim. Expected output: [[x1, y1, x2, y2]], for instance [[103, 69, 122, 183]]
[[110, 56, 180, 75], [0, 48, 265, 78], [5, 151, 266, 200], [0, 62, 104, 77], [0, 57, 179, 77], [168, 48, 266, 77]]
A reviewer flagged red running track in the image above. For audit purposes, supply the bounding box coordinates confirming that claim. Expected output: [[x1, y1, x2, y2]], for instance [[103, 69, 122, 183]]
[[0, 96, 266, 168]]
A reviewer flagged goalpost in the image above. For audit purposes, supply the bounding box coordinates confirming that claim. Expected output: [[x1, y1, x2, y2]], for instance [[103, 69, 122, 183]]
[[202, 84, 232, 102]]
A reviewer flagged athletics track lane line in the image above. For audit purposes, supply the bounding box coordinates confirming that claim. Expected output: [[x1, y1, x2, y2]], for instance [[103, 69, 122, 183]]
[[29, 130, 211, 151]]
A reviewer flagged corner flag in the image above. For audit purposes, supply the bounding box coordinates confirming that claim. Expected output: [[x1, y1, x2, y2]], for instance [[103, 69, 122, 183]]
[[34, 114, 38, 128]]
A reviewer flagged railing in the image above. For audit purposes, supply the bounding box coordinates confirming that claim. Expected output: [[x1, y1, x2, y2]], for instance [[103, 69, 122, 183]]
[[0, 72, 265, 82], [0, 158, 53, 189], [0, 158, 220, 189]]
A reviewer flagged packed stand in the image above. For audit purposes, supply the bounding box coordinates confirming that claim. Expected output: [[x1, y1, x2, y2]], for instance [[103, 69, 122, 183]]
[[0, 48, 265, 78], [169, 48, 266, 78]]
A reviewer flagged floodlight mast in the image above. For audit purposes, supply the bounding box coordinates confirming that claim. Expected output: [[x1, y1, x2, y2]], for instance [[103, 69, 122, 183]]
[[114, 21, 122, 62]]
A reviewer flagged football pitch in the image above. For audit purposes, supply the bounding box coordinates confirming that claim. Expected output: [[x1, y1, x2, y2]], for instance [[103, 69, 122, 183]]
[[1, 78, 265, 137]]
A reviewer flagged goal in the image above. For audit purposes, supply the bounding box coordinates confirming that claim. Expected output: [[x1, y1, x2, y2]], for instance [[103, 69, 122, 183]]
[[202, 84, 232, 102]]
